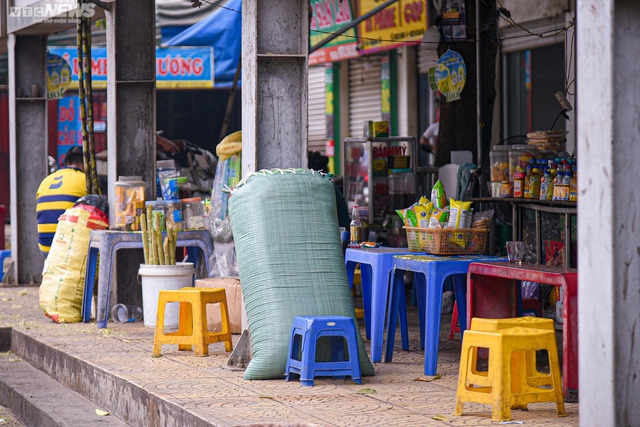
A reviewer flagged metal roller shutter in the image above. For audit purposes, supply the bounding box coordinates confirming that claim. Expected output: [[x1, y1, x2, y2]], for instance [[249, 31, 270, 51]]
[[417, 45, 438, 75], [307, 66, 327, 154], [348, 57, 381, 137]]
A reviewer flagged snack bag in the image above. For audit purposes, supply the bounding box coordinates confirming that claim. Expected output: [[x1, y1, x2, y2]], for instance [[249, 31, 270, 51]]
[[429, 206, 449, 228], [414, 202, 433, 228], [396, 206, 418, 227], [447, 198, 473, 229], [431, 180, 448, 209]]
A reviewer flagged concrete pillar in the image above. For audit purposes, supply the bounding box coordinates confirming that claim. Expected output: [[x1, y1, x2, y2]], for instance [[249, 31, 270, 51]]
[[8, 34, 48, 284], [241, 0, 309, 175], [106, 0, 156, 305], [577, 0, 640, 424]]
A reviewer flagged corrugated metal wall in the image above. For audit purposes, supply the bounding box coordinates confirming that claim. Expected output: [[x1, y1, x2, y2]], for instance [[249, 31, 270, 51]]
[[307, 65, 326, 154], [348, 56, 382, 138]]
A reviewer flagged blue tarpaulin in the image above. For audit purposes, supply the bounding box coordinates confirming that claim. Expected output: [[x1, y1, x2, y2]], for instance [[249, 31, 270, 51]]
[[165, 0, 242, 88]]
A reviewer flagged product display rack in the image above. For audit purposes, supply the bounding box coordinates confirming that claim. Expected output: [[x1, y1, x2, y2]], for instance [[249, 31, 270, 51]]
[[343, 136, 417, 225]]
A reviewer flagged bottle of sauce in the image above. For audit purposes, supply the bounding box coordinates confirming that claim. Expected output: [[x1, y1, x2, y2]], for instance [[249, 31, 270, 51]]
[[513, 171, 525, 198], [529, 167, 541, 199], [523, 165, 533, 199], [349, 206, 363, 248]]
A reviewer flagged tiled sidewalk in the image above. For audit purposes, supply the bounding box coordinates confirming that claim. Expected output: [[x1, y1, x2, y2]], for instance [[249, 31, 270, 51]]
[[0, 287, 578, 426]]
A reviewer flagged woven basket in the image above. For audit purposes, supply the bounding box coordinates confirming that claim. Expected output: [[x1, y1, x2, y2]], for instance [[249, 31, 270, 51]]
[[404, 227, 489, 255]]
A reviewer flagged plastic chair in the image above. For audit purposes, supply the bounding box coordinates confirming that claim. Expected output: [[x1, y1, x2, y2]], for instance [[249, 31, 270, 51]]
[[344, 247, 412, 363], [448, 303, 461, 340], [455, 327, 566, 422], [468, 317, 555, 389], [285, 315, 361, 386], [152, 287, 233, 357], [0, 250, 11, 281], [82, 229, 214, 328]]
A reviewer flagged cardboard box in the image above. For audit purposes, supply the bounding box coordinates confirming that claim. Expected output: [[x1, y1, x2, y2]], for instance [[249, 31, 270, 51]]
[[195, 277, 243, 334]]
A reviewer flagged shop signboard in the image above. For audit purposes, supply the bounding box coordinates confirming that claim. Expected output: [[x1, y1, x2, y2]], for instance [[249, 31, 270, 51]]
[[57, 95, 82, 167], [47, 46, 215, 89], [309, 0, 359, 65], [357, 0, 427, 54]]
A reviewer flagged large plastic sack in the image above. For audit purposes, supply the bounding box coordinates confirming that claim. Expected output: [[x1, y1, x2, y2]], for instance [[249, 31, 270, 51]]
[[229, 169, 375, 380], [39, 204, 109, 323]]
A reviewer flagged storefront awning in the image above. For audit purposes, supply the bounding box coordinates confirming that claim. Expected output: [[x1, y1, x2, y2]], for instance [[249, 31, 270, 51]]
[[163, 0, 242, 88]]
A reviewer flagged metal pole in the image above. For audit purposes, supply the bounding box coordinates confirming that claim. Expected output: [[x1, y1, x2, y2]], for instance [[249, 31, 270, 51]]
[[310, 0, 399, 53], [475, 0, 482, 166]]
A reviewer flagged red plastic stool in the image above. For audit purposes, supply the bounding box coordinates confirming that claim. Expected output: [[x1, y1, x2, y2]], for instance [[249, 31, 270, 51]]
[[449, 303, 461, 340], [522, 298, 543, 317]]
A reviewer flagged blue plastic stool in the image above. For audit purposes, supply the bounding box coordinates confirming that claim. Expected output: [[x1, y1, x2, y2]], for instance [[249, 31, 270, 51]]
[[81, 230, 214, 328], [285, 315, 362, 386], [0, 250, 11, 281]]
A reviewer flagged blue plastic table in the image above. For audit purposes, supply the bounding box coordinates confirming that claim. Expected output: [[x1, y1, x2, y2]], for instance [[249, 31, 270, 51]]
[[384, 254, 503, 375], [344, 247, 413, 362]]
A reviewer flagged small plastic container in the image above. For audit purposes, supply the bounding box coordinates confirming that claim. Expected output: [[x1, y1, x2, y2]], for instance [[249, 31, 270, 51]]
[[114, 176, 146, 231], [156, 160, 176, 198], [182, 197, 205, 230], [111, 304, 143, 323], [177, 176, 192, 199], [489, 146, 510, 182], [508, 145, 538, 182], [164, 200, 183, 231], [159, 170, 180, 200], [145, 200, 167, 231]]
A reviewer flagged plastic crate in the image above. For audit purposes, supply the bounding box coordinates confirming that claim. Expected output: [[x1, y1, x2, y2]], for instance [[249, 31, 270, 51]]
[[404, 227, 489, 255]]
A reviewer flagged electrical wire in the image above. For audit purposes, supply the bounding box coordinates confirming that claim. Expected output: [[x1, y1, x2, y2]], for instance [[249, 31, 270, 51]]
[[192, 0, 240, 14]]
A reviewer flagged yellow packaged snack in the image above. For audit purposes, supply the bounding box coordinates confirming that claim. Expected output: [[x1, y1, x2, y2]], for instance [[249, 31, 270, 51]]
[[430, 180, 448, 209], [429, 207, 449, 228], [447, 198, 472, 229], [396, 206, 418, 227], [414, 202, 433, 228]]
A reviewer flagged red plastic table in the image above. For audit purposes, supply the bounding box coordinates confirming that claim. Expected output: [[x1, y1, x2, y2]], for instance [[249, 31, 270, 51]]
[[466, 262, 578, 402]]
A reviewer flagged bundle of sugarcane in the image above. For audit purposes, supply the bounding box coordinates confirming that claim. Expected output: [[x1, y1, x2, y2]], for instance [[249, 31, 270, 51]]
[[141, 209, 179, 265]]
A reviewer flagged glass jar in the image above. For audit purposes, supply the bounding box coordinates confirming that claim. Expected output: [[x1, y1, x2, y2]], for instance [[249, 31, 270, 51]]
[[145, 200, 167, 231], [177, 176, 192, 199], [114, 176, 146, 231], [182, 197, 205, 230], [164, 200, 183, 231]]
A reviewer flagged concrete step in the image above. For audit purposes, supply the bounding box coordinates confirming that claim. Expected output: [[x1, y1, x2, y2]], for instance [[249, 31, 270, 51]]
[[4, 328, 214, 427], [0, 347, 128, 426]]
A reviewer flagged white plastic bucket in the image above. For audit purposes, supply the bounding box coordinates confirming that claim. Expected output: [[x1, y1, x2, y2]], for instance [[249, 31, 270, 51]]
[[138, 262, 196, 328]]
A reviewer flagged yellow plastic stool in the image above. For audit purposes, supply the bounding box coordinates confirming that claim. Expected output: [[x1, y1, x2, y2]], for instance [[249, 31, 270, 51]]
[[469, 317, 555, 390], [455, 327, 566, 422], [152, 287, 233, 357]]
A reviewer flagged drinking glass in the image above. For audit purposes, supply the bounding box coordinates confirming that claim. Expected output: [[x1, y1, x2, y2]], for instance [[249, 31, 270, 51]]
[[506, 241, 525, 264]]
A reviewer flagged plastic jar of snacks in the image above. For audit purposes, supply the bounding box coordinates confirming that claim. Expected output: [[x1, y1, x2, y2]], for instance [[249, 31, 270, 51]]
[[182, 197, 205, 230], [145, 200, 167, 231], [114, 176, 146, 231], [164, 200, 184, 231]]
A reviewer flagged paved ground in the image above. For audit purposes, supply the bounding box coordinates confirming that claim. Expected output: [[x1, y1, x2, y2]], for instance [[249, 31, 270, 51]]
[[0, 285, 578, 427], [0, 406, 25, 427]]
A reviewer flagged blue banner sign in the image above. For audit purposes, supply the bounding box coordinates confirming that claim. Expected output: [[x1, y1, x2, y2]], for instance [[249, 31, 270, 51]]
[[47, 46, 215, 89]]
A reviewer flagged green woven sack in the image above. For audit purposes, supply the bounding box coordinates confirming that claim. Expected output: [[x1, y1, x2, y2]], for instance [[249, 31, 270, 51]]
[[229, 169, 375, 380]]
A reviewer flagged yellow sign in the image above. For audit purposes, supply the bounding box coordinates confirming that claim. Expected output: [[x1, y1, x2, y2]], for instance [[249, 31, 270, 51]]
[[358, 0, 427, 53], [435, 49, 466, 102]]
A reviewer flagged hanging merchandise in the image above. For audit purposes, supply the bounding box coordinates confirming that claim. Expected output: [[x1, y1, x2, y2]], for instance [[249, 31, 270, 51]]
[[435, 49, 466, 102], [438, 0, 467, 42]]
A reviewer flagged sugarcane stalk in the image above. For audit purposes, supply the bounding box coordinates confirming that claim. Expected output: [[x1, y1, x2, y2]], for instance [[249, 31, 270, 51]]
[[169, 228, 176, 265], [163, 237, 171, 265], [140, 213, 149, 265], [156, 226, 165, 265], [76, 1, 90, 193], [146, 207, 154, 264]]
